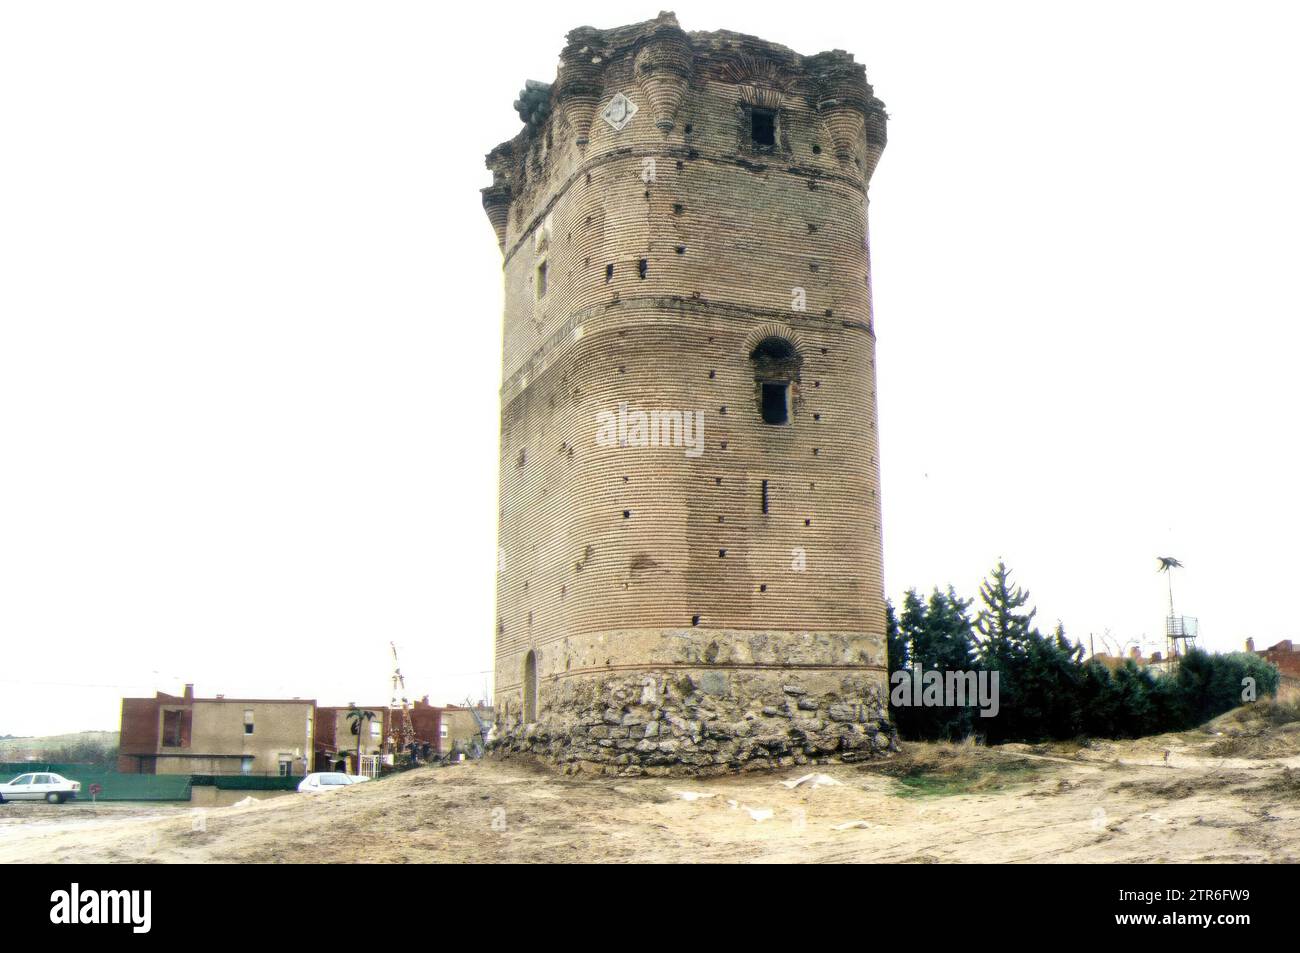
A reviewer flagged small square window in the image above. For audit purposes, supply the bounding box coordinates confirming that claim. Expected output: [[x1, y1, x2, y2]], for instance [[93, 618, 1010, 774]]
[[536, 260, 548, 298], [751, 108, 776, 147]]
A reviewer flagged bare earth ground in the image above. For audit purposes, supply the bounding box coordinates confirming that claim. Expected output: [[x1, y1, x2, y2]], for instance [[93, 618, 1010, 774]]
[[2, 705, 1297, 864]]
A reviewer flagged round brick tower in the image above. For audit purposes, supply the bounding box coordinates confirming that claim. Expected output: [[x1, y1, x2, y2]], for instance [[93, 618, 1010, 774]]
[[484, 12, 892, 774]]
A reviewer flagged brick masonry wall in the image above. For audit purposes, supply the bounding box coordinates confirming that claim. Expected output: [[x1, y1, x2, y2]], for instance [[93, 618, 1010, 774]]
[[485, 14, 892, 773]]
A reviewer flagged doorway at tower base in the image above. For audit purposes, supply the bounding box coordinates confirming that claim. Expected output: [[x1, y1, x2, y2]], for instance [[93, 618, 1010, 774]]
[[489, 668, 896, 777]]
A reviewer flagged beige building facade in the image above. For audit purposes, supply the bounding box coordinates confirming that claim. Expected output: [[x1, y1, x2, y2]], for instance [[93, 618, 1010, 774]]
[[119, 685, 315, 776]]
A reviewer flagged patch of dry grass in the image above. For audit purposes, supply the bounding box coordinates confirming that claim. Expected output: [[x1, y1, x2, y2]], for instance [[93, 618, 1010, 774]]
[[861, 738, 1046, 797]]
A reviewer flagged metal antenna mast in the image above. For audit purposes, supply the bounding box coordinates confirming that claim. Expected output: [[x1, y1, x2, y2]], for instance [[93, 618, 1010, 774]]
[[1157, 556, 1197, 670]]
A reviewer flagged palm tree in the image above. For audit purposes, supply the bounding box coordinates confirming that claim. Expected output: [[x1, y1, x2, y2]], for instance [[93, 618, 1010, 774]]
[[345, 707, 376, 773], [1156, 556, 1184, 616]]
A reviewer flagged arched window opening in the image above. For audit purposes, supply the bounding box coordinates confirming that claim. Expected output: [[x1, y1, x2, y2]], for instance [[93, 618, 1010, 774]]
[[522, 650, 538, 723], [749, 336, 800, 426]]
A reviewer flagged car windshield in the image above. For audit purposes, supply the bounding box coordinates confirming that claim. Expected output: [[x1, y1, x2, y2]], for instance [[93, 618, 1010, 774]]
[[319, 774, 351, 785]]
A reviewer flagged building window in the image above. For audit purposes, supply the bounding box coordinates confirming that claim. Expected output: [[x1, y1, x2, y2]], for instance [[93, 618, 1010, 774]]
[[750, 336, 800, 426], [243, 709, 254, 735], [439, 724, 449, 740], [278, 760, 292, 777], [161, 708, 189, 747], [240, 757, 253, 775], [751, 108, 776, 147], [536, 259, 548, 298], [761, 382, 790, 425]]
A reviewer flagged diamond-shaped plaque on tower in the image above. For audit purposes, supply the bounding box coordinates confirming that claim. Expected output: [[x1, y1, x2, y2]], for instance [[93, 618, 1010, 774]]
[[600, 92, 638, 131]]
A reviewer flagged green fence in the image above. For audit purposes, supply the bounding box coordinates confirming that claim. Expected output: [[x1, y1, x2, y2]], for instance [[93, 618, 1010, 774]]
[[1, 763, 192, 802], [2, 763, 306, 801], [191, 774, 302, 791]]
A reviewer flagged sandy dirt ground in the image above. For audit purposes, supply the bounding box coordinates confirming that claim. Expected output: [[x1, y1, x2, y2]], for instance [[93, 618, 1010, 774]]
[[2, 706, 1297, 864]]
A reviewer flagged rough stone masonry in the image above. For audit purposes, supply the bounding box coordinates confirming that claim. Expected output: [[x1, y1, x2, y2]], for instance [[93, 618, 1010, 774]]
[[482, 12, 895, 775]]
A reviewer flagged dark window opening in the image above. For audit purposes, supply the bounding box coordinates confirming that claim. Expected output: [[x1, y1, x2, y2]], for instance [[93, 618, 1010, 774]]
[[761, 382, 790, 425], [605, 263, 614, 282], [761, 479, 769, 514], [523, 651, 537, 723], [536, 260, 547, 297], [638, 258, 648, 279], [751, 108, 776, 146], [162, 709, 190, 748], [691, 614, 700, 626]]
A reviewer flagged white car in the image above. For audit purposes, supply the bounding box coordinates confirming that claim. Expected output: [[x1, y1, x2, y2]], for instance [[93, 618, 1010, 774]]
[[0, 772, 81, 804], [297, 772, 367, 793]]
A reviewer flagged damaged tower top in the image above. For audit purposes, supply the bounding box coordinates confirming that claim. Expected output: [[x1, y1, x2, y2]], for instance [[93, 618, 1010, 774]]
[[484, 12, 892, 775]]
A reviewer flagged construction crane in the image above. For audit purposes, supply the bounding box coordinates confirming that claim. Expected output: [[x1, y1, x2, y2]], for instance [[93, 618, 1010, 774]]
[[462, 697, 491, 757], [388, 641, 416, 758]]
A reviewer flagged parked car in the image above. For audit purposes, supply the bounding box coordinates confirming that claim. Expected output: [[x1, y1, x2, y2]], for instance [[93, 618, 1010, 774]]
[[0, 772, 81, 804], [297, 772, 362, 793]]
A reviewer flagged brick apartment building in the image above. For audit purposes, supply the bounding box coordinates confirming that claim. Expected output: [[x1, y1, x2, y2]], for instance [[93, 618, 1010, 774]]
[[312, 699, 492, 770], [119, 685, 493, 775], [1247, 638, 1300, 683]]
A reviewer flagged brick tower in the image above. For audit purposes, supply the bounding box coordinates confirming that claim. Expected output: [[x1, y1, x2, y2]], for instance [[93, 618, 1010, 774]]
[[483, 12, 892, 774]]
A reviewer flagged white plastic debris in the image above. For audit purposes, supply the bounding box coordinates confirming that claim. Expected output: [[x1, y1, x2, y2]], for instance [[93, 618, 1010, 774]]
[[675, 790, 716, 802], [232, 796, 259, 808], [832, 820, 872, 831], [780, 773, 843, 789], [747, 808, 775, 822]]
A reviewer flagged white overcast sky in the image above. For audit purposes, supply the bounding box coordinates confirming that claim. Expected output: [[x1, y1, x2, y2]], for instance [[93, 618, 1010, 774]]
[[2, 1, 1297, 736]]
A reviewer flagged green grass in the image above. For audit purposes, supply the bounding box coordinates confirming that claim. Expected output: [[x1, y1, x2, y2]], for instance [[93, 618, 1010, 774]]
[[887, 758, 1044, 799]]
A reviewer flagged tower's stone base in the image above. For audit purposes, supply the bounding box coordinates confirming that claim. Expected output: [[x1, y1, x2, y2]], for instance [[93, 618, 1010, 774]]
[[489, 668, 896, 777]]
